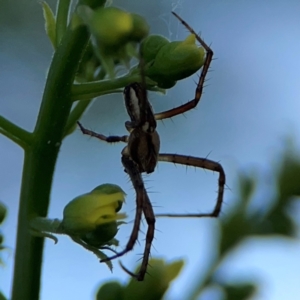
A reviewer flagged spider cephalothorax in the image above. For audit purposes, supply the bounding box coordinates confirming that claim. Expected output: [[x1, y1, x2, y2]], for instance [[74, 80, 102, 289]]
[[78, 12, 226, 281], [123, 82, 157, 134]]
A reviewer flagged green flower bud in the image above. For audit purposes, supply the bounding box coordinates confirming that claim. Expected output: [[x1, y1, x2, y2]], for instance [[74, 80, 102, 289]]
[[145, 34, 205, 88], [77, 7, 150, 78], [78, 0, 106, 9], [62, 183, 126, 237], [140, 34, 170, 64], [97, 281, 124, 300], [91, 184, 124, 212], [124, 259, 184, 299], [129, 13, 150, 42], [81, 221, 118, 248], [78, 6, 133, 52]]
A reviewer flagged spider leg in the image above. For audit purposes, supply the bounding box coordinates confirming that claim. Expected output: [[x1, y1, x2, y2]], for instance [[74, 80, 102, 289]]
[[119, 193, 155, 281], [100, 155, 155, 281], [154, 12, 213, 121], [155, 153, 225, 218], [77, 121, 128, 143]]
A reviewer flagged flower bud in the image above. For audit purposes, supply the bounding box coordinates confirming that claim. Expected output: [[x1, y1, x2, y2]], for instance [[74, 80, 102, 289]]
[[145, 34, 205, 88], [140, 34, 170, 64], [81, 221, 118, 247], [97, 281, 124, 300], [129, 13, 150, 42], [124, 259, 184, 298], [62, 184, 126, 238], [77, 6, 150, 78], [78, 6, 133, 51]]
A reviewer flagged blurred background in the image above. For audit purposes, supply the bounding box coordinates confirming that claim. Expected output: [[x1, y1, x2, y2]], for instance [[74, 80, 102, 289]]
[[1, 0, 300, 299]]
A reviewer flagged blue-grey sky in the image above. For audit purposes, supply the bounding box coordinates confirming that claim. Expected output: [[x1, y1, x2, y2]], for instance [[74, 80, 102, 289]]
[[1, 0, 300, 299]]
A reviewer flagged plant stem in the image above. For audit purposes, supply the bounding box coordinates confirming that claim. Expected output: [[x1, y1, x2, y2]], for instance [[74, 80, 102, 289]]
[[55, 0, 71, 45], [71, 73, 142, 100], [11, 23, 90, 300], [0, 115, 32, 148]]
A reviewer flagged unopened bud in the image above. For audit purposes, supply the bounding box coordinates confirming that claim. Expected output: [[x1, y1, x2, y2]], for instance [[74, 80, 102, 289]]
[[144, 34, 205, 88]]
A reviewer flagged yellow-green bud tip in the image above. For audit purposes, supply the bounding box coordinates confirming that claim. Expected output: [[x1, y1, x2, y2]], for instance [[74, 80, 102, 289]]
[[62, 184, 126, 235]]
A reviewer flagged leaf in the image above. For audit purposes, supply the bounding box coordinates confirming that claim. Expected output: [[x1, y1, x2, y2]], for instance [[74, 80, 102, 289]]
[[259, 146, 300, 237], [219, 213, 251, 255], [222, 282, 257, 300], [0, 202, 6, 224], [107, 237, 119, 247], [238, 173, 256, 206], [96, 250, 113, 272], [41, 1, 56, 49], [277, 151, 300, 200], [164, 259, 185, 282], [96, 281, 124, 300], [0, 291, 7, 300]]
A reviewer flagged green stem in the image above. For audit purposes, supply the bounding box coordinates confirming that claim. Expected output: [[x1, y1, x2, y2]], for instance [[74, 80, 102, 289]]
[[71, 72, 158, 101], [55, 0, 71, 45], [0, 115, 32, 148], [11, 22, 91, 300], [64, 70, 108, 136], [71, 73, 140, 100], [64, 98, 93, 136], [73, 88, 123, 101]]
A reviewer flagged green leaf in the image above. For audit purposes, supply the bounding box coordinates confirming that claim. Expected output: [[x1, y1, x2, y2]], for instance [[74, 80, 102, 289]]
[[277, 150, 300, 202], [96, 281, 124, 300], [41, 1, 56, 49], [222, 282, 257, 300], [164, 259, 185, 282], [263, 209, 295, 237], [219, 213, 251, 255], [96, 250, 113, 272], [238, 173, 256, 206], [0, 202, 6, 224], [260, 146, 300, 237], [107, 237, 119, 247], [0, 291, 7, 300]]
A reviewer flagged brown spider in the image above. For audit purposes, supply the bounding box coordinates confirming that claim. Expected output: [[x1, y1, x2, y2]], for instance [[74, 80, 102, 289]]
[[77, 12, 225, 281]]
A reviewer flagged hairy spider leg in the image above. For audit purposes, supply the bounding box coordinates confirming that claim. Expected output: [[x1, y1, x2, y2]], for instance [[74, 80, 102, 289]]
[[77, 121, 128, 143], [100, 155, 155, 281], [154, 12, 213, 121], [156, 154, 225, 218]]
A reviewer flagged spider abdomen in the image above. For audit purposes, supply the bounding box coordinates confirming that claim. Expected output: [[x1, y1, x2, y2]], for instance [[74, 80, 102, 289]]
[[125, 127, 160, 174]]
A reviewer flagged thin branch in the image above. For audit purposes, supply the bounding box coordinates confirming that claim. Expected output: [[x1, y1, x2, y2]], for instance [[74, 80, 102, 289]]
[[0, 116, 32, 148]]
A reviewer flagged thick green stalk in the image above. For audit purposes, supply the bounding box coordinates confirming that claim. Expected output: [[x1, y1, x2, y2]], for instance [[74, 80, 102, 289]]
[[55, 0, 71, 45], [11, 23, 90, 300]]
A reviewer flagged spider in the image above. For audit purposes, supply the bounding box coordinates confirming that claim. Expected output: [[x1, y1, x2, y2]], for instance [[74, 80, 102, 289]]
[[77, 12, 225, 281]]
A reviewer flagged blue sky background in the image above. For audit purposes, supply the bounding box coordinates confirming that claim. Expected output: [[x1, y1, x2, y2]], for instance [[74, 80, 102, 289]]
[[1, 0, 300, 299]]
